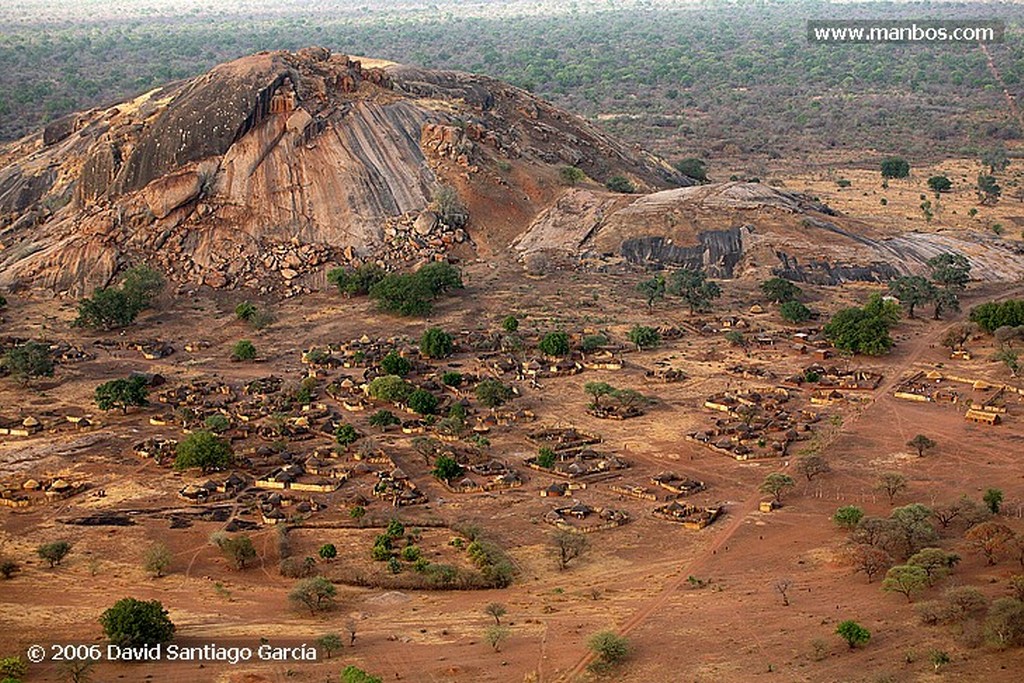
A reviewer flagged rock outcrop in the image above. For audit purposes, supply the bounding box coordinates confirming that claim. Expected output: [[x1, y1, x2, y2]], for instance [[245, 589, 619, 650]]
[[0, 48, 688, 295]]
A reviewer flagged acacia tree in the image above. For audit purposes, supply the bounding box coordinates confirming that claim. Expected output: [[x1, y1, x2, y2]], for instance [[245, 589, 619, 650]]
[[552, 530, 588, 570], [882, 564, 929, 602], [887, 276, 935, 318], [484, 602, 507, 625], [907, 434, 936, 458], [636, 275, 666, 310], [795, 454, 830, 481], [668, 269, 721, 314], [289, 576, 337, 614], [848, 544, 892, 583], [875, 472, 908, 504], [966, 522, 1014, 565], [759, 472, 795, 503]]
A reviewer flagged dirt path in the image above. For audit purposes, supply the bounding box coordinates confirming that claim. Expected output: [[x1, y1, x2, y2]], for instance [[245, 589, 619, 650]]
[[980, 42, 1024, 132], [554, 289, 1021, 681]]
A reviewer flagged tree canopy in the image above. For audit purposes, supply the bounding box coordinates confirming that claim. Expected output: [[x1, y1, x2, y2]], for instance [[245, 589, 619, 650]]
[[99, 597, 175, 647]]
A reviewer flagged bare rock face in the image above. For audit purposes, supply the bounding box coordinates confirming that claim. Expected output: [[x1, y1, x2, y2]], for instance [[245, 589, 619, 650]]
[[0, 48, 687, 295], [516, 181, 1024, 284]]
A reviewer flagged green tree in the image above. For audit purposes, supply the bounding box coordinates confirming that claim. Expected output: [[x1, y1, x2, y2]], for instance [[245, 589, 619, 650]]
[[143, 542, 172, 578], [380, 350, 411, 377], [984, 598, 1024, 647], [759, 472, 795, 503], [174, 431, 232, 472], [341, 666, 383, 683], [539, 331, 570, 357], [120, 265, 164, 311], [316, 632, 343, 658], [673, 157, 708, 183], [628, 324, 660, 350], [882, 564, 929, 602], [907, 434, 936, 458], [407, 389, 439, 415], [835, 620, 871, 649], [668, 269, 721, 314], [559, 165, 586, 186], [928, 253, 971, 319], [981, 144, 1010, 174], [368, 273, 435, 316], [823, 296, 898, 356], [553, 530, 588, 570], [966, 521, 1014, 565], [880, 156, 910, 179], [760, 277, 801, 304], [216, 535, 257, 570], [907, 547, 960, 585], [984, 488, 1004, 514], [887, 276, 935, 318], [431, 185, 469, 228], [420, 327, 454, 359], [289, 576, 337, 614], [584, 381, 615, 408], [432, 455, 465, 483], [927, 175, 952, 194], [415, 262, 464, 295], [230, 339, 256, 361], [636, 275, 666, 310], [0, 656, 27, 679], [605, 175, 636, 193], [536, 447, 556, 469], [366, 375, 413, 402], [475, 378, 514, 408], [319, 544, 337, 561], [369, 409, 399, 429], [99, 598, 175, 647], [779, 300, 811, 323], [74, 288, 141, 330], [833, 506, 864, 530], [335, 424, 360, 447], [501, 315, 520, 333], [37, 540, 72, 567], [3, 340, 54, 383]]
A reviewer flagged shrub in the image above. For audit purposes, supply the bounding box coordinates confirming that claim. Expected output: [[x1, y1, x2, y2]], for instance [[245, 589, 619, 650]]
[[441, 371, 463, 387], [605, 175, 636, 193], [143, 543, 172, 577], [289, 576, 337, 614], [234, 301, 257, 321], [587, 631, 629, 668], [581, 333, 609, 352], [835, 620, 871, 649], [99, 598, 175, 647], [327, 263, 385, 296], [628, 325, 660, 350], [231, 340, 257, 361], [780, 300, 811, 323], [216, 535, 257, 570], [37, 540, 71, 568], [501, 315, 520, 333], [476, 378, 514, 408], [559, 165, 586, 186], [834, 506, 865, 530], [335, 424, 361, 447], [369, 409, 399, 429], [318, 543, 337, 561], [881, 157, 910, 179], [673, 157, 708, 182], [204, 414, 230, 433]]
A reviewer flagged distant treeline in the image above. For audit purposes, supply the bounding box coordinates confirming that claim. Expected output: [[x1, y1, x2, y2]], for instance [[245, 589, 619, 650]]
[[0, 0, 1020, 163]]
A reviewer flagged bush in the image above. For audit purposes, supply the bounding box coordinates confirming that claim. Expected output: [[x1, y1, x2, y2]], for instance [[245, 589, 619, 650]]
[[99, 598, 175, 647], [536, 447, 556, 469], [559, 165, 586, 186], [327, 263, 385, 296], [234, 301, 257, 321], [369, 274, 434, 316], [928, 175, 952, 193], [318, 543, 337, 560], [204, 414, 230, 433], [605, 175, 636, 193], [143, 543, 172, 577], [581, 334, 609, 352], [74, 287, 138, 330], [341, 666, 383, 683], [37, 540, 71, 567], [539, 331, 570, 357], [501, 315, 520, 333], [0, 657, 26, 679], [216, 535, 257, 570], [835, 620, 871, 649], [231, 340, 257, 361], [834, 506, 865, 530], [431, 185, 469, 228], [970, 300, 1024, 333], [420, 327, 454, 359], [587, 631, 629, 667], [174, 431, 233, 472], [673, 157, 708, 182], [279, 556, 317, 578], [441, 371, 463, 387]]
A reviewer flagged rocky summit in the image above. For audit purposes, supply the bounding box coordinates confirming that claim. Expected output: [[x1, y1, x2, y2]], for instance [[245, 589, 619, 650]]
[[0, 47, 686, 296]]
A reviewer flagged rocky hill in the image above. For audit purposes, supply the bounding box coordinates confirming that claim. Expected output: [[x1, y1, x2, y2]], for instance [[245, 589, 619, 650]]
[[0, 47, 687, 295]]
